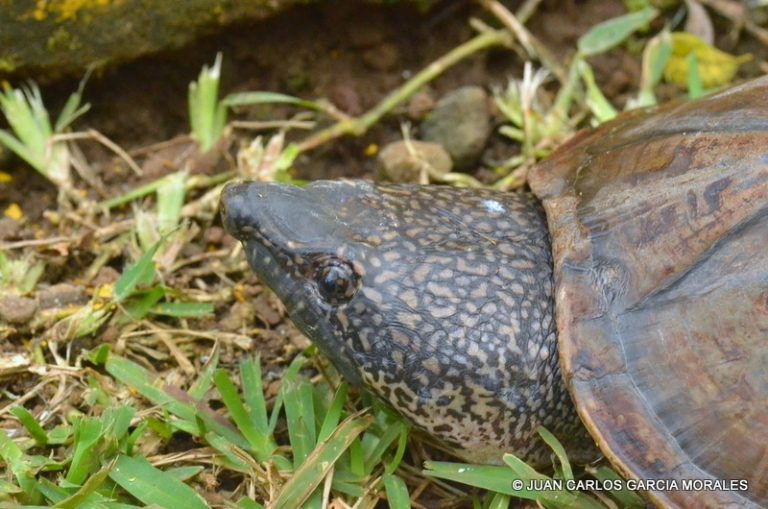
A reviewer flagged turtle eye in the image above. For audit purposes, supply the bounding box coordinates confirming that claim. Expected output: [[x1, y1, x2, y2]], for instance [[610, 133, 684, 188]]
[[314, 259, 359, 305]]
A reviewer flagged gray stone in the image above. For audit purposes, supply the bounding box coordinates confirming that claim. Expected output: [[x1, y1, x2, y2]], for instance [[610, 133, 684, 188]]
[[37, 283, 88, 310], [0, 294, 37, 324], [378, 140, 452, 183], [421, 86, 491, 170]]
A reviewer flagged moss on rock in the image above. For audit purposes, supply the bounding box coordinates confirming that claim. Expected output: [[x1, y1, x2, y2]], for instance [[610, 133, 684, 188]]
[[0, 0, 300, 78]]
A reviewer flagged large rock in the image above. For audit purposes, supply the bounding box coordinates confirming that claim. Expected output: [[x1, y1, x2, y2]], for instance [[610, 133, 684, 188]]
[[421, 86, 491, 170], [0, 1, 427, 78]]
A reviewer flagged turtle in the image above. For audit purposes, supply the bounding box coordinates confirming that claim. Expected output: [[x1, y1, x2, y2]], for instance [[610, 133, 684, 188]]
[[220, 76, 768, 508]]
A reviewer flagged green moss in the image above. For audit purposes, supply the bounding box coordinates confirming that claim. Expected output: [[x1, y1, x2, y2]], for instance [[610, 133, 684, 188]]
[[47, 27, 82, 52], [1, 0, 414, 77], [0, 58, 18, 73]]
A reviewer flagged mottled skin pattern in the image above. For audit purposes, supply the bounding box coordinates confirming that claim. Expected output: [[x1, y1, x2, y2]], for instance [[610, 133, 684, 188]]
[[221, 181, 595, 464]]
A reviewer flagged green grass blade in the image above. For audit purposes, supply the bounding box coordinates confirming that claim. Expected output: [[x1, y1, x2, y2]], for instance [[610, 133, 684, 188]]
[[578, 60, 617, 122], [0, 428, 38, 498], [54, 74, 91, 132], [189, 53, 225, 152], [383, 474, 411, 509], [55, 459, 115, 509], [125, 421, 148, 456], [237, 497, 265, 509], [271, 414, 373, 509], [204, 432, 251, 473], [486, 492, 510, 509], [222, 91, 324, 111], [0, 129, 42, 171], [427, 458, 604, 509], [109, 455, 210, 509], [536, 427, 573, 481], [316, 382, 348, 443], [239, 357, 270, 437], [165, 465, 205, 481], [106, 354, 248, 447], [36, 478, 69, 504], [104, 405, 135, 438], [364, 420, 406, 473], [577, 7, 658, 57], [348, 438, 365, 477], [155, 171, 186, 235], [330, 476, 364, 497], [114, 242, 161, 302], [119, 286, 165, 323], [2, 85, 49, 154], [425, 462, 535, 498], [150, 301, 214, 317], [632, 29, 672, 108], [101, 176, 168, 209], [10, 406, 48, 446], [283, 377, 316, 467], [105, 355, 196, 423], [214, 369, 274, 459], [66, 417, 102, 485], [188, 344, 220, 401], [502, 455, 606, 509], [687, 53, 704, 99], [0, 478, 22, 497], [385, 422, 410, 475]]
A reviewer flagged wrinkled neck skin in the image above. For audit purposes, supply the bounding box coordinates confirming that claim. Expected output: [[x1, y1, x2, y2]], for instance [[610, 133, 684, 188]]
[[221, 180, 596, 465]]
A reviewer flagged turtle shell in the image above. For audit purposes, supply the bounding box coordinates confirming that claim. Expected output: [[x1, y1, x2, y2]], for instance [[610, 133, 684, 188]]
[[529, 76, 768, 508]]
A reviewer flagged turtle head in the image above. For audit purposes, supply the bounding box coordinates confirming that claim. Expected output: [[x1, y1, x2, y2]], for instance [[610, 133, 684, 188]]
[[221, 180, 586, 463], [221, 180, 383, 387]]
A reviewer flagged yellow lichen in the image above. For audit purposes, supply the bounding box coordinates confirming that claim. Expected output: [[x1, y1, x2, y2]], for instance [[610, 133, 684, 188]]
[[4, 203, 23, 221], [30, 0, 121, 23]]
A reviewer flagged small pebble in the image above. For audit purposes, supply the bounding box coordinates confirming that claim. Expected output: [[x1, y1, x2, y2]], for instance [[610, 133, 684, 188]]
[[0, 295, 37, 324], [378, 140, 453, 183], [37, 283, 88, 310], [407, 91, 435, 121]]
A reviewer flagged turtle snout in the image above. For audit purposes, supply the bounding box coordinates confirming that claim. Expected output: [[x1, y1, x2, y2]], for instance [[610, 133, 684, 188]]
[[220, 182, 257, 240]]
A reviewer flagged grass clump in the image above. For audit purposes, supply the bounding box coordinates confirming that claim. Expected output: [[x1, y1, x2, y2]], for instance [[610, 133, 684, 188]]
[[0, 79, 89, 191], [1, 347, 413, 508], [188, 53, 227, 153]]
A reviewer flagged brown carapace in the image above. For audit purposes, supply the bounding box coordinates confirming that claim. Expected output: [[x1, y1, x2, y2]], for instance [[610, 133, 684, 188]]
[[530, 76, 768, 508]]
